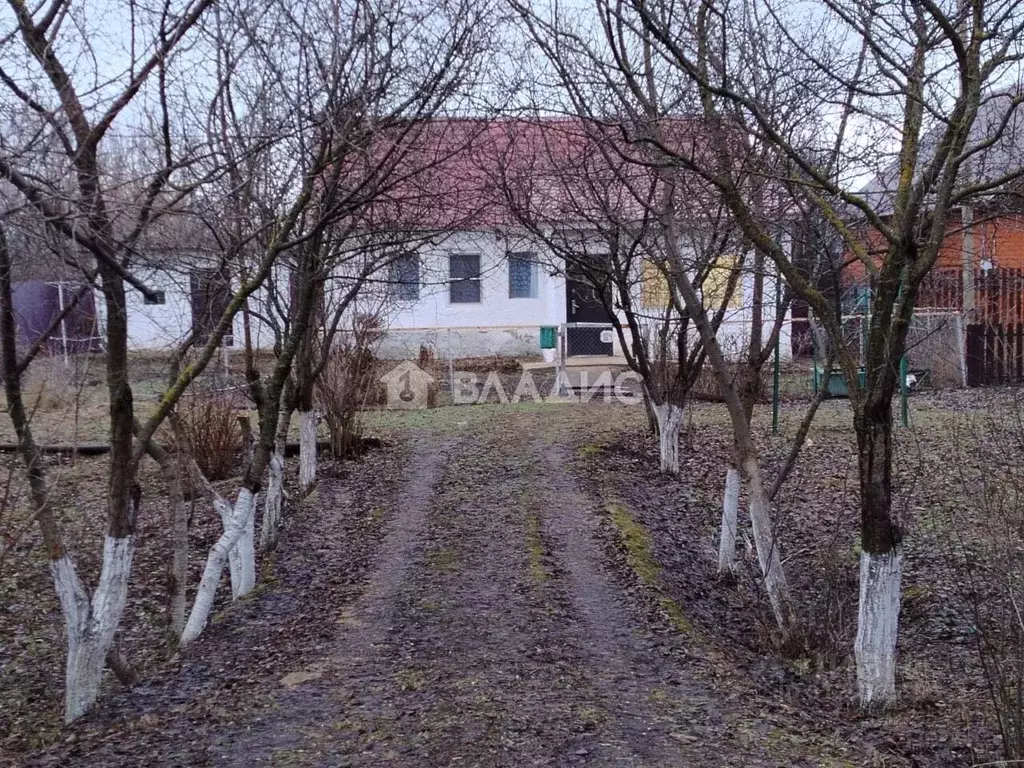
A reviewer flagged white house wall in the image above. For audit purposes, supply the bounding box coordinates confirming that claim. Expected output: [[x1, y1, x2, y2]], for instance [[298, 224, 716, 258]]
[[117, 269, 195, 351], [97, 232, 790, 363], [376, 230, 566, 359], [98, 265, 285, 352]]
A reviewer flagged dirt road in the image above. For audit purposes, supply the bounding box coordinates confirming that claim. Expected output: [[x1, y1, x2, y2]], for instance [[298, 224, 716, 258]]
[[29, 406, 882, 767], [206, 410, 788, 767]]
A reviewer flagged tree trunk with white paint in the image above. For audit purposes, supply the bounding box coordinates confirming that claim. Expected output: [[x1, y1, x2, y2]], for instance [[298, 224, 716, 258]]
[[1, 234, 137, 721], [651, 401, 684, 475], [233, 501, 256, 598], [658, 223, 797, 635], [718, 467, 740, 574], [298, 408, 318, 495], [853, 407, 903, 710], [181, 488, 257, 646], [58, 535, 134, 722], [742, 456, 794, 631], [260, 409, 291, 552], [855, 548, 902, 710], [210, 487, 253, 600]]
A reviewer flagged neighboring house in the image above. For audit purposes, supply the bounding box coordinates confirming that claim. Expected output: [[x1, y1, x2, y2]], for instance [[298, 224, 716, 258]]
[[846, 90, 1024, 385]]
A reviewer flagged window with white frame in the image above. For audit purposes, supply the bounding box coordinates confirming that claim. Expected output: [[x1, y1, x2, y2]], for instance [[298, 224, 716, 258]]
[[389, 252, 420, 301], [449, 253, 481, 303], [508, 253, 538, 298]]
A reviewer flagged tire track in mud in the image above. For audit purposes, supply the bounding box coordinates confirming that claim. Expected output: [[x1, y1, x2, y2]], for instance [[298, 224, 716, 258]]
[[339, 425, 596, 766], [532, 440, 729, 766], [215, 435, 455, 765], [321, 419, 703, 767]]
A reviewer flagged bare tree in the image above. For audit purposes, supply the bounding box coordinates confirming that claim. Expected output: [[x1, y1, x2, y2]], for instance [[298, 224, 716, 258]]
[[608, 0, 1024, 708], [0, 0, 222, 720], [505, 8, 803, 636], [178, 0, 491, 643]]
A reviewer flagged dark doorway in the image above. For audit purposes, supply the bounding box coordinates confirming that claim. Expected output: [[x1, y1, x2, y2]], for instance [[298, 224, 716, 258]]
[[190, 268, 233, 346], [565, 258, 614, 356]]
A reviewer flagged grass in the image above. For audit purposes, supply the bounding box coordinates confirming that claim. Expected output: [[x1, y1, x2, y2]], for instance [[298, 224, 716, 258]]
[[605, 502, 692, 634], [426, 547, 460, 575], [605, 502, 661, 585], [525, 510, 548, 584]]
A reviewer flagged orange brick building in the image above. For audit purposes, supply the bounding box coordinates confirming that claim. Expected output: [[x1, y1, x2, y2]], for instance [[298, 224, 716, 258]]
[[843, 210, 1024, 326]]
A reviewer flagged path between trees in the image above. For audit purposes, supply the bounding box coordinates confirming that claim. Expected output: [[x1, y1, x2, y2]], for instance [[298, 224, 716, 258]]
[[207, 412, 784, 767]]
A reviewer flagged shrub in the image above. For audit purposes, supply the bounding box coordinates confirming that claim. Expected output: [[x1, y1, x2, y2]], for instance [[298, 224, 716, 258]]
[[177, 394, 242, 480], [317, 314, 384, 459]]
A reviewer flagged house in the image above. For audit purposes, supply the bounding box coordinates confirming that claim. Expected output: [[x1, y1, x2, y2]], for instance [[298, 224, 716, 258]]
[[360, 118, 791, 363], [12, 119, 792, 365]]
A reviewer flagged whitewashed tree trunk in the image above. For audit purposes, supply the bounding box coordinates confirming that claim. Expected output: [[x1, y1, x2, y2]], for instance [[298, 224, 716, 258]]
[[298, 409, 318, 495], [742, 457, 794, 631], [261, 447, 286, 552], [855, 547, 903, 710], [234, 498, 256, 598], [718, 467, 740, 574], [211, 493, 251, 600], [652, 402, 684, 475], [54, 535, 134, 722], [181, 488, 257, 646]]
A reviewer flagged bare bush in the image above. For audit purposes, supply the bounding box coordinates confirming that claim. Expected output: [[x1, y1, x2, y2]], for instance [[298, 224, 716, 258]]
[[177, 396, 242, 481], [316, 315, 384, 459]]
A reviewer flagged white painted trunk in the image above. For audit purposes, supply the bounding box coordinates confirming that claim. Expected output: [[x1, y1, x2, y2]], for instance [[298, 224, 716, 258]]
[[718, 467, 740, 574], [181, 488, 256, 647], [742, 457, 793, 632], [652, 402, 684, 475], [212, 494, 245, 600], [234, 497, 256, 598], [298, 409, 318, 494], [260, 449, 285, 552], [855, 548, 903, 711], [55, 536, 134, 722]]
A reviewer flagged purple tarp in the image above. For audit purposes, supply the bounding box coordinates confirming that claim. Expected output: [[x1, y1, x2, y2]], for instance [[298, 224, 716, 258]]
[[11, 281, 102, 356]]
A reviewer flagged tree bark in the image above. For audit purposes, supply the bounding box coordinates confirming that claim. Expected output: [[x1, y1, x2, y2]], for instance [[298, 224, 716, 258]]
[[651, 401, 684, 475], [231, 500, 256, 598], [642, 390, 660, 435], [260, 407, 292, 552], [181, 488, 256, 646], [298, 408, 318, 494], [60, 534, 134, 721]]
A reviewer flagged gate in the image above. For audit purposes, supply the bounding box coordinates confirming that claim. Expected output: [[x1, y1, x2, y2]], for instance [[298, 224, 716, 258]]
[[966, 322, 1024, 386]]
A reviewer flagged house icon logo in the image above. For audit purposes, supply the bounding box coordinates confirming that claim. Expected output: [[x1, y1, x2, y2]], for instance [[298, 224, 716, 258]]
[[380, 361, 434, 410]]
